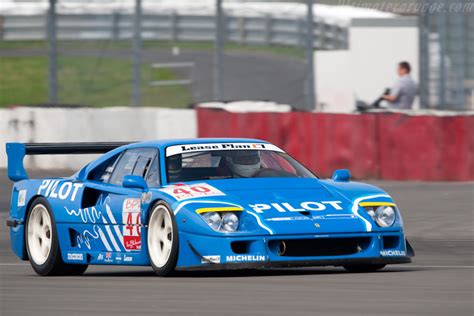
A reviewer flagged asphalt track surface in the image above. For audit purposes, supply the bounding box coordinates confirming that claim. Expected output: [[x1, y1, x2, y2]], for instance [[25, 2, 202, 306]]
[[1, 169, 473, 315]]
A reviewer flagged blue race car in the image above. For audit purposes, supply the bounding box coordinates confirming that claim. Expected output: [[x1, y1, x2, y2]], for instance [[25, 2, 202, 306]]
[[6, 139, 413, 276]]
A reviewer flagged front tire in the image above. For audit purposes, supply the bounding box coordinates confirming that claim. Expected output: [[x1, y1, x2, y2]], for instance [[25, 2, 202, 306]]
[[343, 264, 386, 273], [25, 197, 88, 276], [147, 201, 179, 276]]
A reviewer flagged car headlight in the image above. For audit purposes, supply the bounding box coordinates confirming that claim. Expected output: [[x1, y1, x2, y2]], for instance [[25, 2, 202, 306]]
[[222, 212, 239, 232], [201, 212, 222, 231], [375, 206, 396, 227], [362, 205, 396, 227], [201, 212, 240, 232], [364, 206, 376, 221]]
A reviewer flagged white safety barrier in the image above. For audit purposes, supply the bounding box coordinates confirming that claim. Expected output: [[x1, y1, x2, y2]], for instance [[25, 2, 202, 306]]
[[0, 107, 197, 170]]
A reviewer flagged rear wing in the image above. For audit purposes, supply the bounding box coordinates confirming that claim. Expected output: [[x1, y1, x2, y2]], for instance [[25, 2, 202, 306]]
[[6, 142, 132, 182]]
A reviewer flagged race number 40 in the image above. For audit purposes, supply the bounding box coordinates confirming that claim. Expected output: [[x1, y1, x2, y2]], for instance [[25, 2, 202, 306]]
[[160, 183, 225, 201], [122, 198, 141, 251]]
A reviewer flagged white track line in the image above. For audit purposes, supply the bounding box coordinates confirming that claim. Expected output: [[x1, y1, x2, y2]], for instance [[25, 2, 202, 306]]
[[408, 265, 474, 269], [0, 263, 29, 266]]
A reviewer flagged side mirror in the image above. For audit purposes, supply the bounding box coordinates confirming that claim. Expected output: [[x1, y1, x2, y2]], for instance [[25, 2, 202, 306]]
[[332, 169, 351, 182], [123, 175, 148, 190]]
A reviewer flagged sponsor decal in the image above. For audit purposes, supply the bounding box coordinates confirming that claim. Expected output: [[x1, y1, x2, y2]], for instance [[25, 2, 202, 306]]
[[201, 255, 221, 264], [37, 180, 84, 201], [97, 252, 130, 263], [249, 201, 343, 214], [166, 142, 284, 156], [160, 183, 225, 201], [105, 252, 113, 263], [265, 214, 355, 222], [141, 191, 152, 204], [122, 198, 142, 251], [67, 253, 84, 261], [265, 216, 305, 222], [380, 250, 406, 257], [124, 238, 141, 251], [226, 255, 266, 262], [17, 189, 27, 207]]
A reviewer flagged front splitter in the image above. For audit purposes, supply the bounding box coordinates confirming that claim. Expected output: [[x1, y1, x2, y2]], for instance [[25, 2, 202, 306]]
[[177, 256, 412, 271]]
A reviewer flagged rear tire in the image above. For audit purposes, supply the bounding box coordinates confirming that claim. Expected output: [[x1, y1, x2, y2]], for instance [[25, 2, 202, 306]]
[[25, 197, 88, 276], [147, 201, 179, 276], [343, 264, 386, 273]]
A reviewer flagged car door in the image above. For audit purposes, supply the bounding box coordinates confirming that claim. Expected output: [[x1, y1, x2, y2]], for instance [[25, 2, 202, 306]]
[[93, 147, 159, 254]]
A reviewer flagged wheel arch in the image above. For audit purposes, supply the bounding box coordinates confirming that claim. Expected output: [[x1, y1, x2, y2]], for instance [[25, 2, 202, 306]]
[[145, 199, 172, 224], [22, 194, 47, 221], [18, 194, 48, 260]]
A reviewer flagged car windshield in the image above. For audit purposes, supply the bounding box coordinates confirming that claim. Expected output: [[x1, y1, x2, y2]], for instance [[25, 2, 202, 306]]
[[165, 148, 316, 183]]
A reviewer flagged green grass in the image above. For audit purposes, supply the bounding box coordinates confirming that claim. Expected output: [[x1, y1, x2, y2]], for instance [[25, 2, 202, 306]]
[[0, 40, 304, 108], [0, 56, 48, 107], [0, 56, 192, 108]]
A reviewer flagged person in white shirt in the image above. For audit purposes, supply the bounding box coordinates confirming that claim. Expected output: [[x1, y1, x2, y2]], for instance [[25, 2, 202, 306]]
[[382, 61, 418, 109]]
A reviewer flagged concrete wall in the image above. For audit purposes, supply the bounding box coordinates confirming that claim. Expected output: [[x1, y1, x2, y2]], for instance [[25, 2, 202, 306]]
[[315, 18, 419, 113], [0, 107, 197, 170]]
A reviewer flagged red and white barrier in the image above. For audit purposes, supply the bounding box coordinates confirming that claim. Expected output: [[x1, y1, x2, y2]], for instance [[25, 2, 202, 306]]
[[197, 108, 474, 181], [2, 105, 472, 180]]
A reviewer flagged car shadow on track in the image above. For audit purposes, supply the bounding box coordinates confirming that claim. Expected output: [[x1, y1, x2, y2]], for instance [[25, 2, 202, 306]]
[[82, 266, 420, 278]]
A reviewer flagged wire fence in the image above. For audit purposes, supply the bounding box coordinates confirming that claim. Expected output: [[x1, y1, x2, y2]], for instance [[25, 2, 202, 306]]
[[419, 0, 474, 110], [1, 1, 473, 110], [0, 4, 347, 110]]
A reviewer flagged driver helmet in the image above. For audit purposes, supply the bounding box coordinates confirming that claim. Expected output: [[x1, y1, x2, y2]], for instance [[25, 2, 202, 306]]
[[168, 154, 182, 182], [226, 150, 261, 178]]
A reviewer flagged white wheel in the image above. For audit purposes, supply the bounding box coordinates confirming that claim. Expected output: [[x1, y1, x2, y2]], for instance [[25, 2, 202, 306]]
[[148, 205, 174, 268], [27, 204, 52, 265], [26, 197, 88, 276]]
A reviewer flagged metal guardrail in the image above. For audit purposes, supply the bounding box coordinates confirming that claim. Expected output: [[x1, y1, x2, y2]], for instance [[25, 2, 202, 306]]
[[0, 13, 348, 50]]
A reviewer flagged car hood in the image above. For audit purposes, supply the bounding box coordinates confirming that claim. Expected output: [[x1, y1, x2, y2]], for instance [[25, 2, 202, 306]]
[[165, 178, 370, 234]]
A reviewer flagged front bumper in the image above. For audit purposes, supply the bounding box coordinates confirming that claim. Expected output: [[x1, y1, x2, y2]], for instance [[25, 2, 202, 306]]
[[176, 230, 413, 270], [178, 256, 411, 271]]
